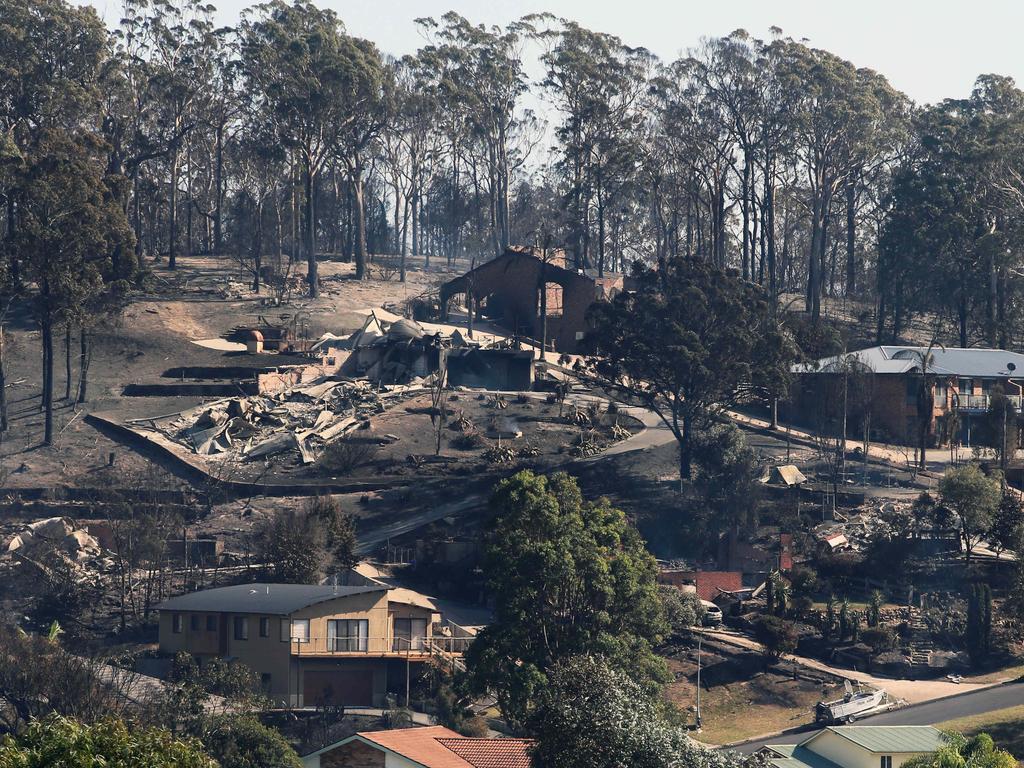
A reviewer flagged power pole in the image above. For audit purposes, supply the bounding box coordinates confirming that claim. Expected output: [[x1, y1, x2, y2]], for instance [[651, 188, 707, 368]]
[[695, 633, 703, 731]]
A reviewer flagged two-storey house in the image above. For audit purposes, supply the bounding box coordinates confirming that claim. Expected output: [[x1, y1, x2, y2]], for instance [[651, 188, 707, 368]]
[[158, 583, 463, 708]]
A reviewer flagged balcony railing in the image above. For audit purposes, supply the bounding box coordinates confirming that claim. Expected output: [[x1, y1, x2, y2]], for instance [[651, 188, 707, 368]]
[[289, 634, 471, 658], [957, 394, 1023, 411]]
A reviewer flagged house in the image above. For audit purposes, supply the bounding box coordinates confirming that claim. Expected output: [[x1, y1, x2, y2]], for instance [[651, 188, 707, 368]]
[[791, 345, 1024, 447], [439, 246, 623, 354], [157, 583, 466, 708], [763, 726, 946, 768], [301, 725, 533, 768], [657, 569, 743, 602]]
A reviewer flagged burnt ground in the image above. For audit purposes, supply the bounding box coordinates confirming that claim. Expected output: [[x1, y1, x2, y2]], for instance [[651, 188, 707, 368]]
[[0, 254, 456, 491]]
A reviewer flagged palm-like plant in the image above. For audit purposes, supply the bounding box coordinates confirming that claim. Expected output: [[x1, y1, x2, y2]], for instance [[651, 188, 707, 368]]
[[910, 341, 944, 471]]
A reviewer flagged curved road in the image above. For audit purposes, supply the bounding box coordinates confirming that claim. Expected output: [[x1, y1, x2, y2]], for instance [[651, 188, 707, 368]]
[[730, 681, 1024, 753]]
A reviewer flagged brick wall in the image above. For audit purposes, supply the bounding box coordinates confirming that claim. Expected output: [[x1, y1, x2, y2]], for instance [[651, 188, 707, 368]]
[[320, 740, 385, 768], [440, 250, 618, 354]]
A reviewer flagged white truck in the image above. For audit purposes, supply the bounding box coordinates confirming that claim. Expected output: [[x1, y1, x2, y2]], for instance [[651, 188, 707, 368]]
[[815, 685, 889, 724]]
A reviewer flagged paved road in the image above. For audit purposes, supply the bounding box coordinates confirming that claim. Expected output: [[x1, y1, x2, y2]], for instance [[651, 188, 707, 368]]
[[729, 681, 1024, 753]]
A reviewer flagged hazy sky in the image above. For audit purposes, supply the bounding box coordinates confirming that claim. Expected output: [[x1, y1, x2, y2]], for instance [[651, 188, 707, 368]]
[[82, 0, 1024, 106]]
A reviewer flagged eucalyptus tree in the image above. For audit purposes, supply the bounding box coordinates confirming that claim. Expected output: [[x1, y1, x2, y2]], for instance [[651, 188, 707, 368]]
[[15, 130, 134, 444], [538, 20, 653, 272], [134, 0, 218, 269], [777, 42, 899, 319], [237, 1, 381, 291]]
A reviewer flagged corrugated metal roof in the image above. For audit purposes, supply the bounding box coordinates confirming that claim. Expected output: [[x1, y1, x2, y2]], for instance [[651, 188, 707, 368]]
[[157, 583, 386, 616], [813, 726, 946, 754], [794, 346, 1024, 378], [765, 747, 845, 768]]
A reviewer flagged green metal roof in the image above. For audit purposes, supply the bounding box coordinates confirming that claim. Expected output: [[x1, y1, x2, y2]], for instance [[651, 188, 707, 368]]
[[764, 745, 844, 768], [814, 726, 946, 754]]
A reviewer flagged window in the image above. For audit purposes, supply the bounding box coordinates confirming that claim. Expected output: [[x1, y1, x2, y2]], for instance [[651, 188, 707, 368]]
[[881, 757, 893, 768], [327, 619, 368, 651], [233, 616, 248, 641], [393, 618, 428, 651], [260, 673, 272, 692], [934, 382, 947, 404], [905, 377, 918, 406], [259, 617, 270, 638], [190, 615, 200, 632], [959, 378, 973, 395], [282, 619, 310, 643], [172, 614, 183, 634], [538, 283, 563, 318], [206, 615, 217, 632]]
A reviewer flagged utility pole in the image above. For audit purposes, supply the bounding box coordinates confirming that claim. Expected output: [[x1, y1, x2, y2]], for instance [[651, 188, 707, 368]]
[[695, 633, 703, 732], [539, 231, 551, 359]]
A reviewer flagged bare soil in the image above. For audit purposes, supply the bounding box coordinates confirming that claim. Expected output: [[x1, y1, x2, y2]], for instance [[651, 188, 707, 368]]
[[0, 254, 459, 490]]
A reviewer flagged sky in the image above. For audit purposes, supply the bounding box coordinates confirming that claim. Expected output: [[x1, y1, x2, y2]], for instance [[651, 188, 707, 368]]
[[80, 0, 1024, 107]]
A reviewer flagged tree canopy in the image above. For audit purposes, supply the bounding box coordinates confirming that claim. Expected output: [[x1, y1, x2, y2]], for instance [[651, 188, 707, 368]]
[[586, 257, 793, 479], [938, 464, 1002, 563], [464, 470, 667, 731], [0, 715, 216, 768], [529, 655, 759, 768]]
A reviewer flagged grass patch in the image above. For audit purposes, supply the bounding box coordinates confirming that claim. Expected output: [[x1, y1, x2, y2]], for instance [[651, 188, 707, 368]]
[[663, 651, 841, 746], [963, 663, 1024, 685], [936, 705, 1024, 758]]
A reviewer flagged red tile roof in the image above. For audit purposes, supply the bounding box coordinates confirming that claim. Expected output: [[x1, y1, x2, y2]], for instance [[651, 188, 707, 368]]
[[358, 726, 472, 768], [353, 727, 534, 768], [437, 737, 533, 768]]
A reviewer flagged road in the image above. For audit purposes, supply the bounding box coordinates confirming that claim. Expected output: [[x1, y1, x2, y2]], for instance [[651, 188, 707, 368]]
[[730, 681, 1024, 753]]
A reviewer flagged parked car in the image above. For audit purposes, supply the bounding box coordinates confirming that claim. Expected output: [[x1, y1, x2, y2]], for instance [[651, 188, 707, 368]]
[[701, 600, 723, 626]]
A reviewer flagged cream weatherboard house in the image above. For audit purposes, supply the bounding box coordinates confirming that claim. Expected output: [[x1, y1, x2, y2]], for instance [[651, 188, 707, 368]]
[[764, 726, 947, 768], [158, 583, 466, 708]]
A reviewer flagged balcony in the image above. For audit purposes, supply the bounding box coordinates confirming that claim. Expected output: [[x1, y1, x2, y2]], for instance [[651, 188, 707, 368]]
[[957, 394, 1023, 412], [289, 634, 472, 661]]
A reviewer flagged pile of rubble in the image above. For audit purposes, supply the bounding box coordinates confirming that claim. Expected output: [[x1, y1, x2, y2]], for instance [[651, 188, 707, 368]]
[[7, 517, 103, 562], [814, 500, 914, 553], [4, 517, 115, 582], [157, 378, 426, 465]]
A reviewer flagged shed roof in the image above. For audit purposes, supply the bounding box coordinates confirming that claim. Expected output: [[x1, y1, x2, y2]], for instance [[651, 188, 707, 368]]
[[157, 583, 385, 616], [769, 465, 808, 486], [794, 346, 1024, 378]]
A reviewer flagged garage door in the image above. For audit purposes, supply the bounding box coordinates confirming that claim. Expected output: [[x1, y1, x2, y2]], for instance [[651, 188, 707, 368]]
[[303, 670, 374, 707]]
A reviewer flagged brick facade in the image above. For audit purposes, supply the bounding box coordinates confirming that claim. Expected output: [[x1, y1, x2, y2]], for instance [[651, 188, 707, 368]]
[[320, 740, 385, 768], [440, 248, 623, 354]]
